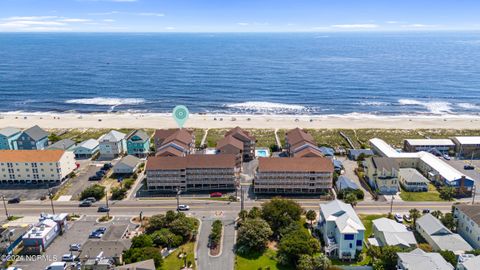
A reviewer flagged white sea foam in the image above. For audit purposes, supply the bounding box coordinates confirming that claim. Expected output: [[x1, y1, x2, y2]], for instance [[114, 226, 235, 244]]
[[225, 101, 308, 113], [458, 103, 480, 110], [398, 99, 452, 114], [358, 101, 388, 106], [65, 97, 146, 106]]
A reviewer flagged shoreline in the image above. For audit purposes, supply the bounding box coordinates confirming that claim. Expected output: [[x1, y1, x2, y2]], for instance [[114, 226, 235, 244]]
[[1, 112, 480, 129]]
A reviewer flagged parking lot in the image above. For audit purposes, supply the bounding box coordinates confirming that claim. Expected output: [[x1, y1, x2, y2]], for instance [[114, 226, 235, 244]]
[[446, 159, 480, 195], [13, 215, 134, 270]]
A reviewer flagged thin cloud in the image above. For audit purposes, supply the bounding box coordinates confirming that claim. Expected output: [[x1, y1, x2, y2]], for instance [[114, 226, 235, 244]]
[[401, 24, 438, 28], [165, 26, 175, 30], [3, 16, 58, 21], [87, 11, 120, 15], [237, 22, 249, 26], [103, 19, 116, 22], [331, 24, 379, 29], [137, 12, 165, 17], [59, 18, 91, 22]]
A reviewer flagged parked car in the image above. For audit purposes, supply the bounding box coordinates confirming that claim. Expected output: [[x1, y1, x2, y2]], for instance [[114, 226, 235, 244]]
[[79, 201, 92, 207], [422, 209, 431, 214], [210, 192, 223, 198], [89, 231, 103, 239], [96, 227, 107, 233], [177, 204, 190, 211], [97, 206, 110, 212], [69, 243, 82, 251], [394, 213, 404, 223], [403, 214, 412, 223], [61, 253, 77, 262], [88, 175, 101, 181], [464, 165, 475, 170], [84, 197, 97, 203], [102, 163, 113, 170], [44, 262, 67, 270], [443, 154, 451, 160], [7, 197, 20, 204], [96, 171, 106, 177]]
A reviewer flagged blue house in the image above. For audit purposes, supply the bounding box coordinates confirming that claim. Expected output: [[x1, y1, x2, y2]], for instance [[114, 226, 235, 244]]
[[16, 125, 49, 150], [126, 130, 150, 158], [0, 127, 21, 150]]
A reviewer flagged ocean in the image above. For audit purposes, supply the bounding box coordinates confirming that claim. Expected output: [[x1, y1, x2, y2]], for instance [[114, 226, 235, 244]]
[[1, 32, 480, 116]]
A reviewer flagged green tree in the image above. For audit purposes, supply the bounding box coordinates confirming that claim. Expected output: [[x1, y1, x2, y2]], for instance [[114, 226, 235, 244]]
[[123, 247, 163, 269], [440, 212, 456, 231], [439, 250, 457, 266], [248, 207, 262, 219], [48, 133, 61, 143], [238, 210, 248, 221], [409, 208, 421, 225], [80, 184, 105, 201], [297, 254, 332, 270], [110, 187, 128, 200], [431, 210, 443, 219], [146, 214, 168, 233], [261, 198, 303, 236], [209, 220, 222, 247], [344, 192, 358, 207], [150, 228, 183, 249], [277, 228, 320, 265], [169, 216, 196, 241], [439, 186, 456, 201], [306, 210, 317, 227], [236, 218, 272, 253], [367, 246, 399, 270], [131, 234, 153, 248]]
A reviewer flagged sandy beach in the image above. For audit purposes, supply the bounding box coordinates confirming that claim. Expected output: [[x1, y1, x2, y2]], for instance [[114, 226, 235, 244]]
[[1, 112, 480, 130]]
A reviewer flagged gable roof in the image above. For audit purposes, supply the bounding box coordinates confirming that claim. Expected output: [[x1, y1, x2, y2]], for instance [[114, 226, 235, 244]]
[[156, 145, 185, 157], [462, 255, 480, 270], [116, 155, 141, 168], [0, 150, 65, 162], [76, 139, 99, 150], [217, 135, 244, 150], [320, 200, 365, 234], [455, 204, 480, 225], [100, 130, 126, 142], [371, 157, 399, 171], [417, 214, 451, 236], [127, 130, 149, 142], [373, 218, 417, 247], [397, 248, 454, 270], [258, 157, 333, 172], [115, 259, 156, 270], [0, 127, 21, 137], [399, 168, 429, 184], [225, 126, 255, 142], [23, 125, 48, 141], [286, 128, 315, 146], [47, 139, 76, 150], [79, 239, 131, 259], [293, 146, 324, 158], [336, 176, 359, 190]]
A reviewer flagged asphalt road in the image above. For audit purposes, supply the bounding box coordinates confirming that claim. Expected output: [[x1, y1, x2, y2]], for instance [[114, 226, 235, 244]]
[[196, 218, 236, 270]]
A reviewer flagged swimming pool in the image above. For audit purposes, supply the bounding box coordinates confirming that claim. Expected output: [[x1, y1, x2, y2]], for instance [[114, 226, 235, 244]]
[[255, 148, 270, 157]]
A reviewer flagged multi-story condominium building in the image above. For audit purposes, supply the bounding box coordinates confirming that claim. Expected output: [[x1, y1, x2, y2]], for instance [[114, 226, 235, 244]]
[[216, 135, 243, 167], [0, 127, 21, 150], [398, 168, 429, 192], [370, 138, 474, 197], [224, 127, 256, 161], [146, 154, 238, 192], [254, 157, 333, 194], [0, 150, 76, 185], [285, 128, 323, 158], [365, 157, 399, 195], [99, 130, 127, 159], [454, 204, 480, 249], [397, 248, 454, 270], [318, 200, 365, 259], [73, 139, 99, 159], [153, 129, 195, 157], [403, 139, 455, 155], [15, 125, 49, 150], [416, 213, 472, 254], [126, 129, 150, 158], [452, 136, 480, 159]]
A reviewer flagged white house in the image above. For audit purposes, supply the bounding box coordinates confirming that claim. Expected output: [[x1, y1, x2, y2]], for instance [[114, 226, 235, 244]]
[[454, 204, 480, 249], [457, 254, 480, 270], [99, 130, 127, 159], [113, 155, 141, 175], [368, 217, 416, 248], [318, 200, 365, 259], [74, 139, 99, 159], [416, 213, 472, 254], [397, 248, 454, 270]]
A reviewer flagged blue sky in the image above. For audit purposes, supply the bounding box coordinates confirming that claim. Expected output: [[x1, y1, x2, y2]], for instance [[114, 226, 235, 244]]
[[1, 0, 480, 32]]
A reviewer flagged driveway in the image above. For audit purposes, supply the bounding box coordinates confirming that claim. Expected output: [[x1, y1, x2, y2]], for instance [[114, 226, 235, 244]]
[[338, 157, 373, 201], [196, 217, 236, 270]]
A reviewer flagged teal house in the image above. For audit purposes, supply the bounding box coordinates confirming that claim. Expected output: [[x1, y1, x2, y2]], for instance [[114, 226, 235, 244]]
[[126, 130, 150, 158], [0, 127, 21, 150]]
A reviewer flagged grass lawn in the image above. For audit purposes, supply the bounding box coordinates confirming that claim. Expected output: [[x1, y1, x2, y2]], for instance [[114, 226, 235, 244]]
[[194, 129, 206, 147], [206, 128, 229, 147], [359, 214, 387, 238], [399, 184, 444, 201], [235, 248, 293, 270], [162, 241, 196, 270], [246, 129, 277, 147]]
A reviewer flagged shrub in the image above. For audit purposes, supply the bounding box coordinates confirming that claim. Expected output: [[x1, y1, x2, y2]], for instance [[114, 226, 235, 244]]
[[209, 220, 222, 247], [80, 184, 105, 201], [111, 187, 128, 200], [151, 228, 183, 248], [123, 178, 135, 189], [131, 234, 154, 248], [123, 247, 163, 268]]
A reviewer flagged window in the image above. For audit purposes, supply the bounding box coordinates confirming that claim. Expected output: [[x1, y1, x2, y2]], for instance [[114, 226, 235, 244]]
[[344, 234, 354, 240], [356, 240, 362, 246]]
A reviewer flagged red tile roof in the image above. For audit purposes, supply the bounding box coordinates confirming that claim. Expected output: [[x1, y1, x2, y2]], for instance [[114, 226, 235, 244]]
[[217, 135, 244, 150], [0, 150, 66, 162]]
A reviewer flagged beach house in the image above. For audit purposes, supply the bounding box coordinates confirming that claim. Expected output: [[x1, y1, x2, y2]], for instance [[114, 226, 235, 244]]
[[403, 139, 455, 155], [336, 175, 359, 191], [398, 168, 429, 192], [285, 128, 323, 158], [99, 130, 127, 159], [126, 129, 150, 158], [369, 138, 474, 196], [0, 150, 76, 186], [113, 155, 141, 175], [15, 125, 49, 150], [0, 127, 21, 150], [46, 139, 76, 151], [254, 157, 333, 194], [368, 217, 417, 248], [416, 213, 472, 254], [397, 248, 454, 270], [454, 204, 480, 249], [146, 154, 239, 193], [224, 127, 256, 161], [154, 129, 195, 157], [74, 139, 99, 159], [318, 200, 365, 259], [364, 157, 399, 194]]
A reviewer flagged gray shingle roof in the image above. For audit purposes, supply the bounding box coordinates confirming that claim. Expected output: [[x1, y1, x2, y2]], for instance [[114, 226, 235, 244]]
[[455, 204, 480, 225], [100, 130, 126, 142], [399, 168, 429, 184], [24, 125, 48, 141], [127, 129, 149, 142], [76, 139, 99, 150], [0, 127, 21, 137], [116, 155, 141, 168], [320, 200, 365, 233], [47, 139, 76, 150], [371, 157, 399, 170], [398, 248, 454, 270]]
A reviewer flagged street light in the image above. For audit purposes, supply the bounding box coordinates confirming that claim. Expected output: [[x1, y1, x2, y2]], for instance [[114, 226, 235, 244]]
[[139, 211, 143, 227], [105, 188, 110, 220], [176, 187, 182, 212], [389, 195, 394, 215], [2, 195, 9, 219], [48, 188, 55, 215]]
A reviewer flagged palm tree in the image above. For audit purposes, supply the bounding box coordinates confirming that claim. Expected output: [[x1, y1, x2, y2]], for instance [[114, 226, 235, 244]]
[[306, 209, 317, 227], [409, 208, 421, 225], [344, 192, 358, 207], [431, 210, 443, 219]]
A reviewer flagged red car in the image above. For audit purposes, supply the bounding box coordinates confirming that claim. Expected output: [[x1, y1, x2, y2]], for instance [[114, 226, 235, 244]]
[[210, 192, 223, 198]]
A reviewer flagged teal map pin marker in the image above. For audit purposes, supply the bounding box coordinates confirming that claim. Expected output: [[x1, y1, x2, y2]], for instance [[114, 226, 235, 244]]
[[172, 105, 189, 128]]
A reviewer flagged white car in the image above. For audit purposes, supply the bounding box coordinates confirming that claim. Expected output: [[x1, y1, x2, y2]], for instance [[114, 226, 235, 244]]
[[394, 213, 404, 223], [61, 253, 77, 262], [177, 204, 190, 211]]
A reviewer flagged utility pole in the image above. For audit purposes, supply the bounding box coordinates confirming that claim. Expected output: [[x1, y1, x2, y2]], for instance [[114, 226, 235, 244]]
[[139, 211, 143, 227], [2, 196, 9, 219], [48, 188, 55, 215], [389, 195, 394, 214], [240, 187, 244, 212], [176, 187, 181, 212], [472, 185, 476, 205], [105, 188, 110, 219]]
